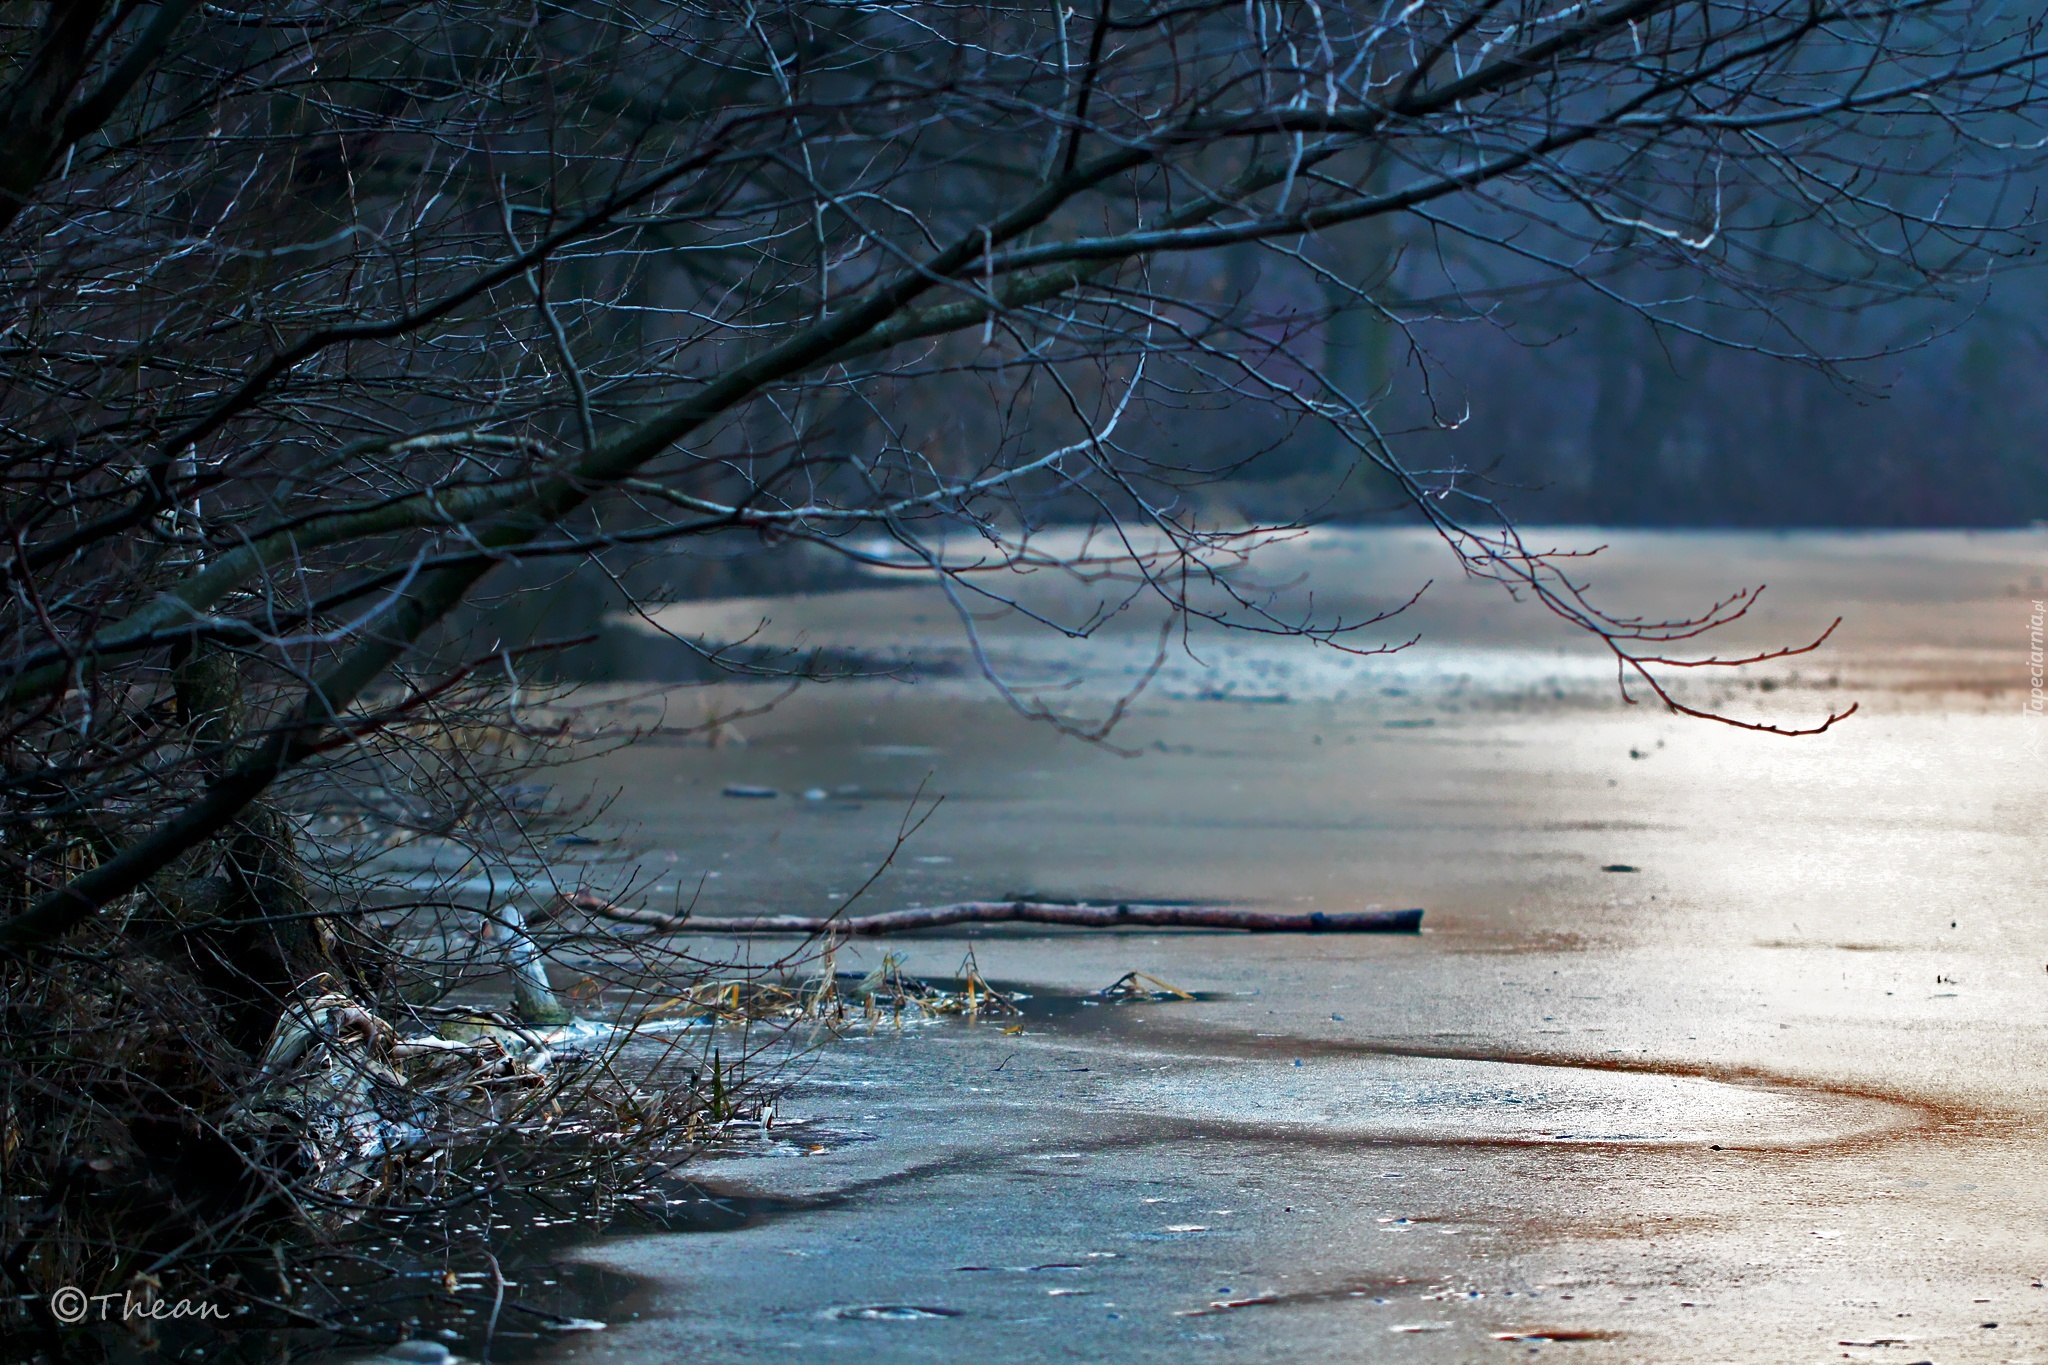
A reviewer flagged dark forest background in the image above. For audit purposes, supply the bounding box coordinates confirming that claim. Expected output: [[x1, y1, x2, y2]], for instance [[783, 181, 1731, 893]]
[[1215, 239, 2046, 529], [1282, 290, 2042, 528]]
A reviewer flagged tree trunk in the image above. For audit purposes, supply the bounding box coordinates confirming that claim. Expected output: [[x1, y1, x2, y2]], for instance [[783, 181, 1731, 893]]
[[142, 646, 355, 1054]]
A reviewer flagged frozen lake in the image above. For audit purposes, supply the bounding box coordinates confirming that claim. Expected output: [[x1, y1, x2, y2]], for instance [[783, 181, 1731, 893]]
[[515, 528, 2046, 1363]]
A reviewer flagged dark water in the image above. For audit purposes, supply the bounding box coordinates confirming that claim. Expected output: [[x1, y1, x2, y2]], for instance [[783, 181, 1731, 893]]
[[122, 1179, 802, 1365]]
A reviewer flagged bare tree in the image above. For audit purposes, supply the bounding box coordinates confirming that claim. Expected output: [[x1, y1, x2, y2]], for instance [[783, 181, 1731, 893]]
[[0, 0, 2040, 1344]]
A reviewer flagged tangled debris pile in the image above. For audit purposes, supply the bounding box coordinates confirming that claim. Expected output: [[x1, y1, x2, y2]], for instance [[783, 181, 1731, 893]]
[[206, 953, 1033, 1235], [228, 986, 592, 1213]]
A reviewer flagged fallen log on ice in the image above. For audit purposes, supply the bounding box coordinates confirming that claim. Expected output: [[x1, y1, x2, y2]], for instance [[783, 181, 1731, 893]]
[[548, 892, 1422, 936]]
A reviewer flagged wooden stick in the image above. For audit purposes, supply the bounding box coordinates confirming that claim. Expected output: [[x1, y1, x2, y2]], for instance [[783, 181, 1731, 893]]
[[550, 892, 1421, 936]]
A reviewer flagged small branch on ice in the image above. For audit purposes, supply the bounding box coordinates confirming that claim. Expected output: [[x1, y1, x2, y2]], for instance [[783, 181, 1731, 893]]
[[546, 892, 1422, 936]]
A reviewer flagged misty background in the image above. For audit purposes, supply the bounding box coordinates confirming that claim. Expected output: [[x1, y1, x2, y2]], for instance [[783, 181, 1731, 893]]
[[477, 239, 2045, 678]]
